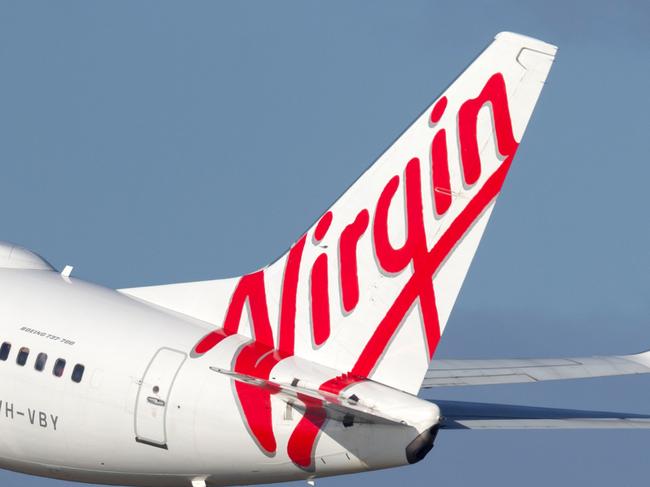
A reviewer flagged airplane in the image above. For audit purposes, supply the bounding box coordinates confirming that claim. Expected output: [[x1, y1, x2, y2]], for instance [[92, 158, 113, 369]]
[[1, 31, 649, 487]]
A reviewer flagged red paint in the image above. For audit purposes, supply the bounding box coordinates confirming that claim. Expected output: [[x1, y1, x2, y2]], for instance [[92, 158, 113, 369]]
[[221, 271, 274, 347], [319, 373, 363, 395], [373, 175, 404, 273], [279, 235, 307, 355], [352, 151, 516, 377], [193, 328, 233, 355], [310, 254, 331, 346], [373, 158, 428, 273], [232, 341, 284, 454], [431, 129, 451, 215], [193, 271, 273, 354], [458, 73, 517, 186], [372, 158, 440, 359], [352, 72, 518, 376], [193, 272, 282, 454], [430, 96, 447, 124], [287, 393, 327, 469], [339, 209, 369, 313], [191, 71, 520, 468], [314, 211, 333, 242], [288, 374, 363, 468]]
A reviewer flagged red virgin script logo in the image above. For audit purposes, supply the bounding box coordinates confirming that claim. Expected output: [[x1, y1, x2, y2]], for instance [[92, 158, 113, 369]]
[[192, 73, 519, 469]]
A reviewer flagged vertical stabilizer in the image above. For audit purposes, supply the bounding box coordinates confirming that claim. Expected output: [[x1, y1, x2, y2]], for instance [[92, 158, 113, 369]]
[[123, 33, 557, 395]]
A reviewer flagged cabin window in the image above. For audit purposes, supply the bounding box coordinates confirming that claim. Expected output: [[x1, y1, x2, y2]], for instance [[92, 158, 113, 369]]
[[71, 364, 85, 383], [0, 342, 11, 361], [35, 352, 48, 371], [16, 347, 29, 366], [53, 358, 66, 377]]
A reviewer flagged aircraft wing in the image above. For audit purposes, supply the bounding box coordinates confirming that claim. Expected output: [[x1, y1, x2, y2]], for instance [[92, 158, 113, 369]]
[[421, 350, 650, 388], [434, 400, 650, 429]]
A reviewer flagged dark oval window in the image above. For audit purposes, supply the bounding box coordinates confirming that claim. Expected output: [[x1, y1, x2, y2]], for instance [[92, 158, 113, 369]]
[[71, 364, 85, 383], [35, 352, 48, 371], [0, 342, 11, 361], [16, 347, 29, 366], [53, 358, 66, 377]]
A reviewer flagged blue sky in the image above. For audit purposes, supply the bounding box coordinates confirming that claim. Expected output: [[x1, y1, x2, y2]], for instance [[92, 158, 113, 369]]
[[0, 1, 648, 486]]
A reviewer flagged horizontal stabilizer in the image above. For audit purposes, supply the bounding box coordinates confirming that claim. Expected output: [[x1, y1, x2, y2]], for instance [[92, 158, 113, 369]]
[[435, 400, 650, 430], [422, 350, 650, 388], [210, 367, 404, 426]]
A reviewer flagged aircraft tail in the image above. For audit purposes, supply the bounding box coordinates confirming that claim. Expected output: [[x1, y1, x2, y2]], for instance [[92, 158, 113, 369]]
[[122, 32, 557, 394]]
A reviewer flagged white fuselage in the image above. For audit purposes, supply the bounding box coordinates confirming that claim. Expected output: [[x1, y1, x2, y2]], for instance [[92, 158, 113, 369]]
[[0, 268, 437, 486]]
